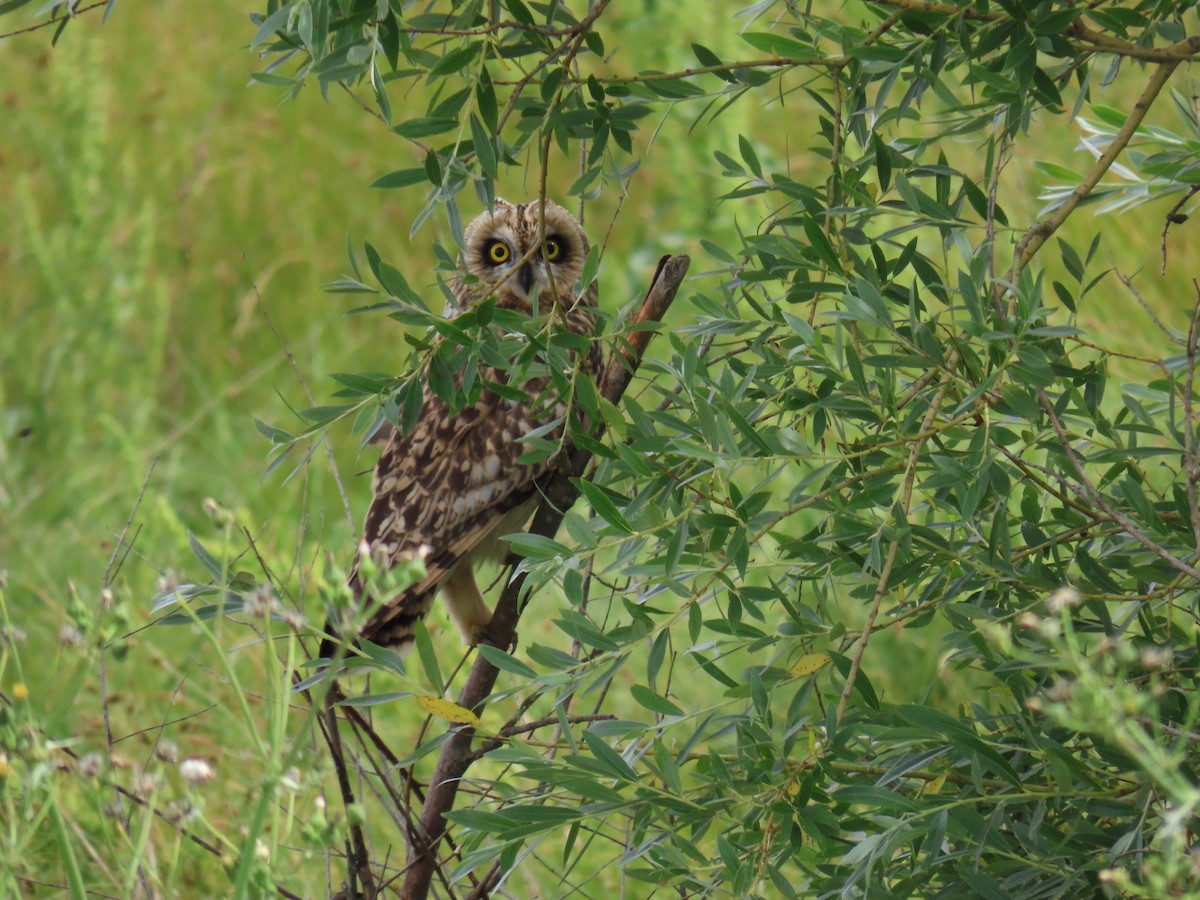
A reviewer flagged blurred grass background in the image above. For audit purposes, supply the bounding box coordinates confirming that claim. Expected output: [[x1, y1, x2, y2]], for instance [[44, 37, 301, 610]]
[[0, 1, 1193, 894]]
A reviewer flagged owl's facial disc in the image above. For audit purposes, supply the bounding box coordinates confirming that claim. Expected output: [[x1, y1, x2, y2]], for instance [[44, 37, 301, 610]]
[[480, 231, 571, 304]]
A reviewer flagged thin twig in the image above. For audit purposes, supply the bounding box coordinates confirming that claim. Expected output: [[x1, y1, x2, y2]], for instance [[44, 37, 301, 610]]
[[1160, 184, 1200, 274], [321, 699, 377, 899], [1184, 281, 1200, 558], [1114, 269, 1176, 340], [0, 0, 107, 40]]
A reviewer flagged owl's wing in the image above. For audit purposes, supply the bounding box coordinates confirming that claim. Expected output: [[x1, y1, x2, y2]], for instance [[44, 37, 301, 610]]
[[340, 377, 561, 653]]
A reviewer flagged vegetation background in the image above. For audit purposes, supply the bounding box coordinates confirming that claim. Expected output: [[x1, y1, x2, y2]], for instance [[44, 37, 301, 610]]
[[2, 1, 1200, 898]]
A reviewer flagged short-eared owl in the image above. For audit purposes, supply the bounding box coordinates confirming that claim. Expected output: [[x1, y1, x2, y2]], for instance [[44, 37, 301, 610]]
[[322, 198, 600, 661]]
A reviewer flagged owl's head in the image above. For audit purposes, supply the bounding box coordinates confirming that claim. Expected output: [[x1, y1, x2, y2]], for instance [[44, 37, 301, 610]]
[[462, 197, 590, 306]]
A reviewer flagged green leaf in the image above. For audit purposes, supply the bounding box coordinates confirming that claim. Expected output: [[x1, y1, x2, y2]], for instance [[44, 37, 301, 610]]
[[393, 117, 458, 139], [254, 418, 293, 444], [802, 216, 842, 273], [250, 3, 296, 50], [476, 69, 498, 132], [579, 244, 601, 290], [371, 168, 428, 189], [741, 32, 813, 58], [582, 730, 638, 782], [412, 620, 444, 695], [469, 113, 497, 178], [429, 44, 480, 78], [575, 479, 633, 534], [506, 533, 570, 559], [476, 644, 536, 678], [187, 531, 225, 583], [630, 684, 684, 717], [738, 134, 762, 178]]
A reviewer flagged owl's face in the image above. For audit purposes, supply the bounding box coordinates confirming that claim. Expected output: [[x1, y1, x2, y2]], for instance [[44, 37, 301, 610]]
[[462, 198, 589, 307]]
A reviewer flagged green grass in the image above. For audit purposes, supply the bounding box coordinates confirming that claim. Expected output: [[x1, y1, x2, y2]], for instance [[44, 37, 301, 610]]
[[1, 2, 1196, 896]]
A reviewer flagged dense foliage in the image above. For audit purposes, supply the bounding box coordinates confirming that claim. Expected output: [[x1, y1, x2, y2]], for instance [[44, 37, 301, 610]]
[[5, 1, 1200, 898]]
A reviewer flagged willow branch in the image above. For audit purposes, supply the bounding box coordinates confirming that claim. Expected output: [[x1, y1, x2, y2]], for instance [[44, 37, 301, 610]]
[[399, 253, 690, 900], [998, 60, 1179, 302]]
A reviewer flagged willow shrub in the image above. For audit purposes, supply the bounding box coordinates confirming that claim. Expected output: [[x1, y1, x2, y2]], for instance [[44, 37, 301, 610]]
[[251, 2, 1200, 897]]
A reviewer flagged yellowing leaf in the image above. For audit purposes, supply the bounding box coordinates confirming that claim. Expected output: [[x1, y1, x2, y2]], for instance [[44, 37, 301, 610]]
[[416, 695, 480, 727], [790, 653, 831, 678], [924, 773, 948, 796]]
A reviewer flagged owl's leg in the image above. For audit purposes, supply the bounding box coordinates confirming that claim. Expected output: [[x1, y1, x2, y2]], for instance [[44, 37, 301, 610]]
[[442, 566, 493, 645]]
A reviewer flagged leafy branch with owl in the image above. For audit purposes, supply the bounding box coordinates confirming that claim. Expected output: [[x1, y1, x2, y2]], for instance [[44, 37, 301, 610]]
[[6, 1, 1200, 899]]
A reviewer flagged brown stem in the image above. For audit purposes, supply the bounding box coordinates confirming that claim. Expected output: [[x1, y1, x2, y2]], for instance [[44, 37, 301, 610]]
[[399, 254, 690, 900], [1160, 185, 1200, 275], [322, 699, 377, 899], [1184, 282, 1200, 558]]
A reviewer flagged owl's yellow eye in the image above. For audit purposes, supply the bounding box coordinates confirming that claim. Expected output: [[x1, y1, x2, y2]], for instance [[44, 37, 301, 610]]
[[544, 238, 562, 261], [486, 241, 510, 264]]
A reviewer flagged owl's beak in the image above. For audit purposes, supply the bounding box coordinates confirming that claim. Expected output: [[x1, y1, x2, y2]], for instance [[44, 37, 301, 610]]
[[516, 262, 536, 297]]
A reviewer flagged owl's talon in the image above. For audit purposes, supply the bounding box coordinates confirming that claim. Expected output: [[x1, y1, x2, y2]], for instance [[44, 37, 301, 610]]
[[471, 622, 518, 656], [465, 620, 493, 647]]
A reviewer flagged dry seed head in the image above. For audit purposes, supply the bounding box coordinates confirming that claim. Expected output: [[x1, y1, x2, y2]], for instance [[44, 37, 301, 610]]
[[78, 753, 104, 778], [133, 769, 159, 799], [180, 757, 215, 785], [1046, 586, 1081, 613], [1140, 646, 1173, 671], [163, 798, 192, 825], [243, 583, 281, 618], [155, 570, 180, 595]]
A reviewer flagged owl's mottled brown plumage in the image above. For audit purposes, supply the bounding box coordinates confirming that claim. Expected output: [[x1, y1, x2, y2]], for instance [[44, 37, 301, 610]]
[[322, 198, 600, 662]]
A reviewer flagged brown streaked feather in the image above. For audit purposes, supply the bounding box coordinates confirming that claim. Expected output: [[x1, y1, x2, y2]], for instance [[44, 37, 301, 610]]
[[355, 492, 539, 653]]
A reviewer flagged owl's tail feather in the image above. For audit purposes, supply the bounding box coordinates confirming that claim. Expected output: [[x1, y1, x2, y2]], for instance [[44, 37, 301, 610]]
[[317, 600, 425, 672]]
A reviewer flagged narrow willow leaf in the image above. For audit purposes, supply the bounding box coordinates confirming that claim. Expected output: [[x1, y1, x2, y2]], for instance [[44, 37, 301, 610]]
[[416, 695, 480, 726]]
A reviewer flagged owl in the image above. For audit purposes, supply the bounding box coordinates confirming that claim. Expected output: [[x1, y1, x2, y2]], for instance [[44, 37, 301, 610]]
[[321, 198, 600, 663]]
